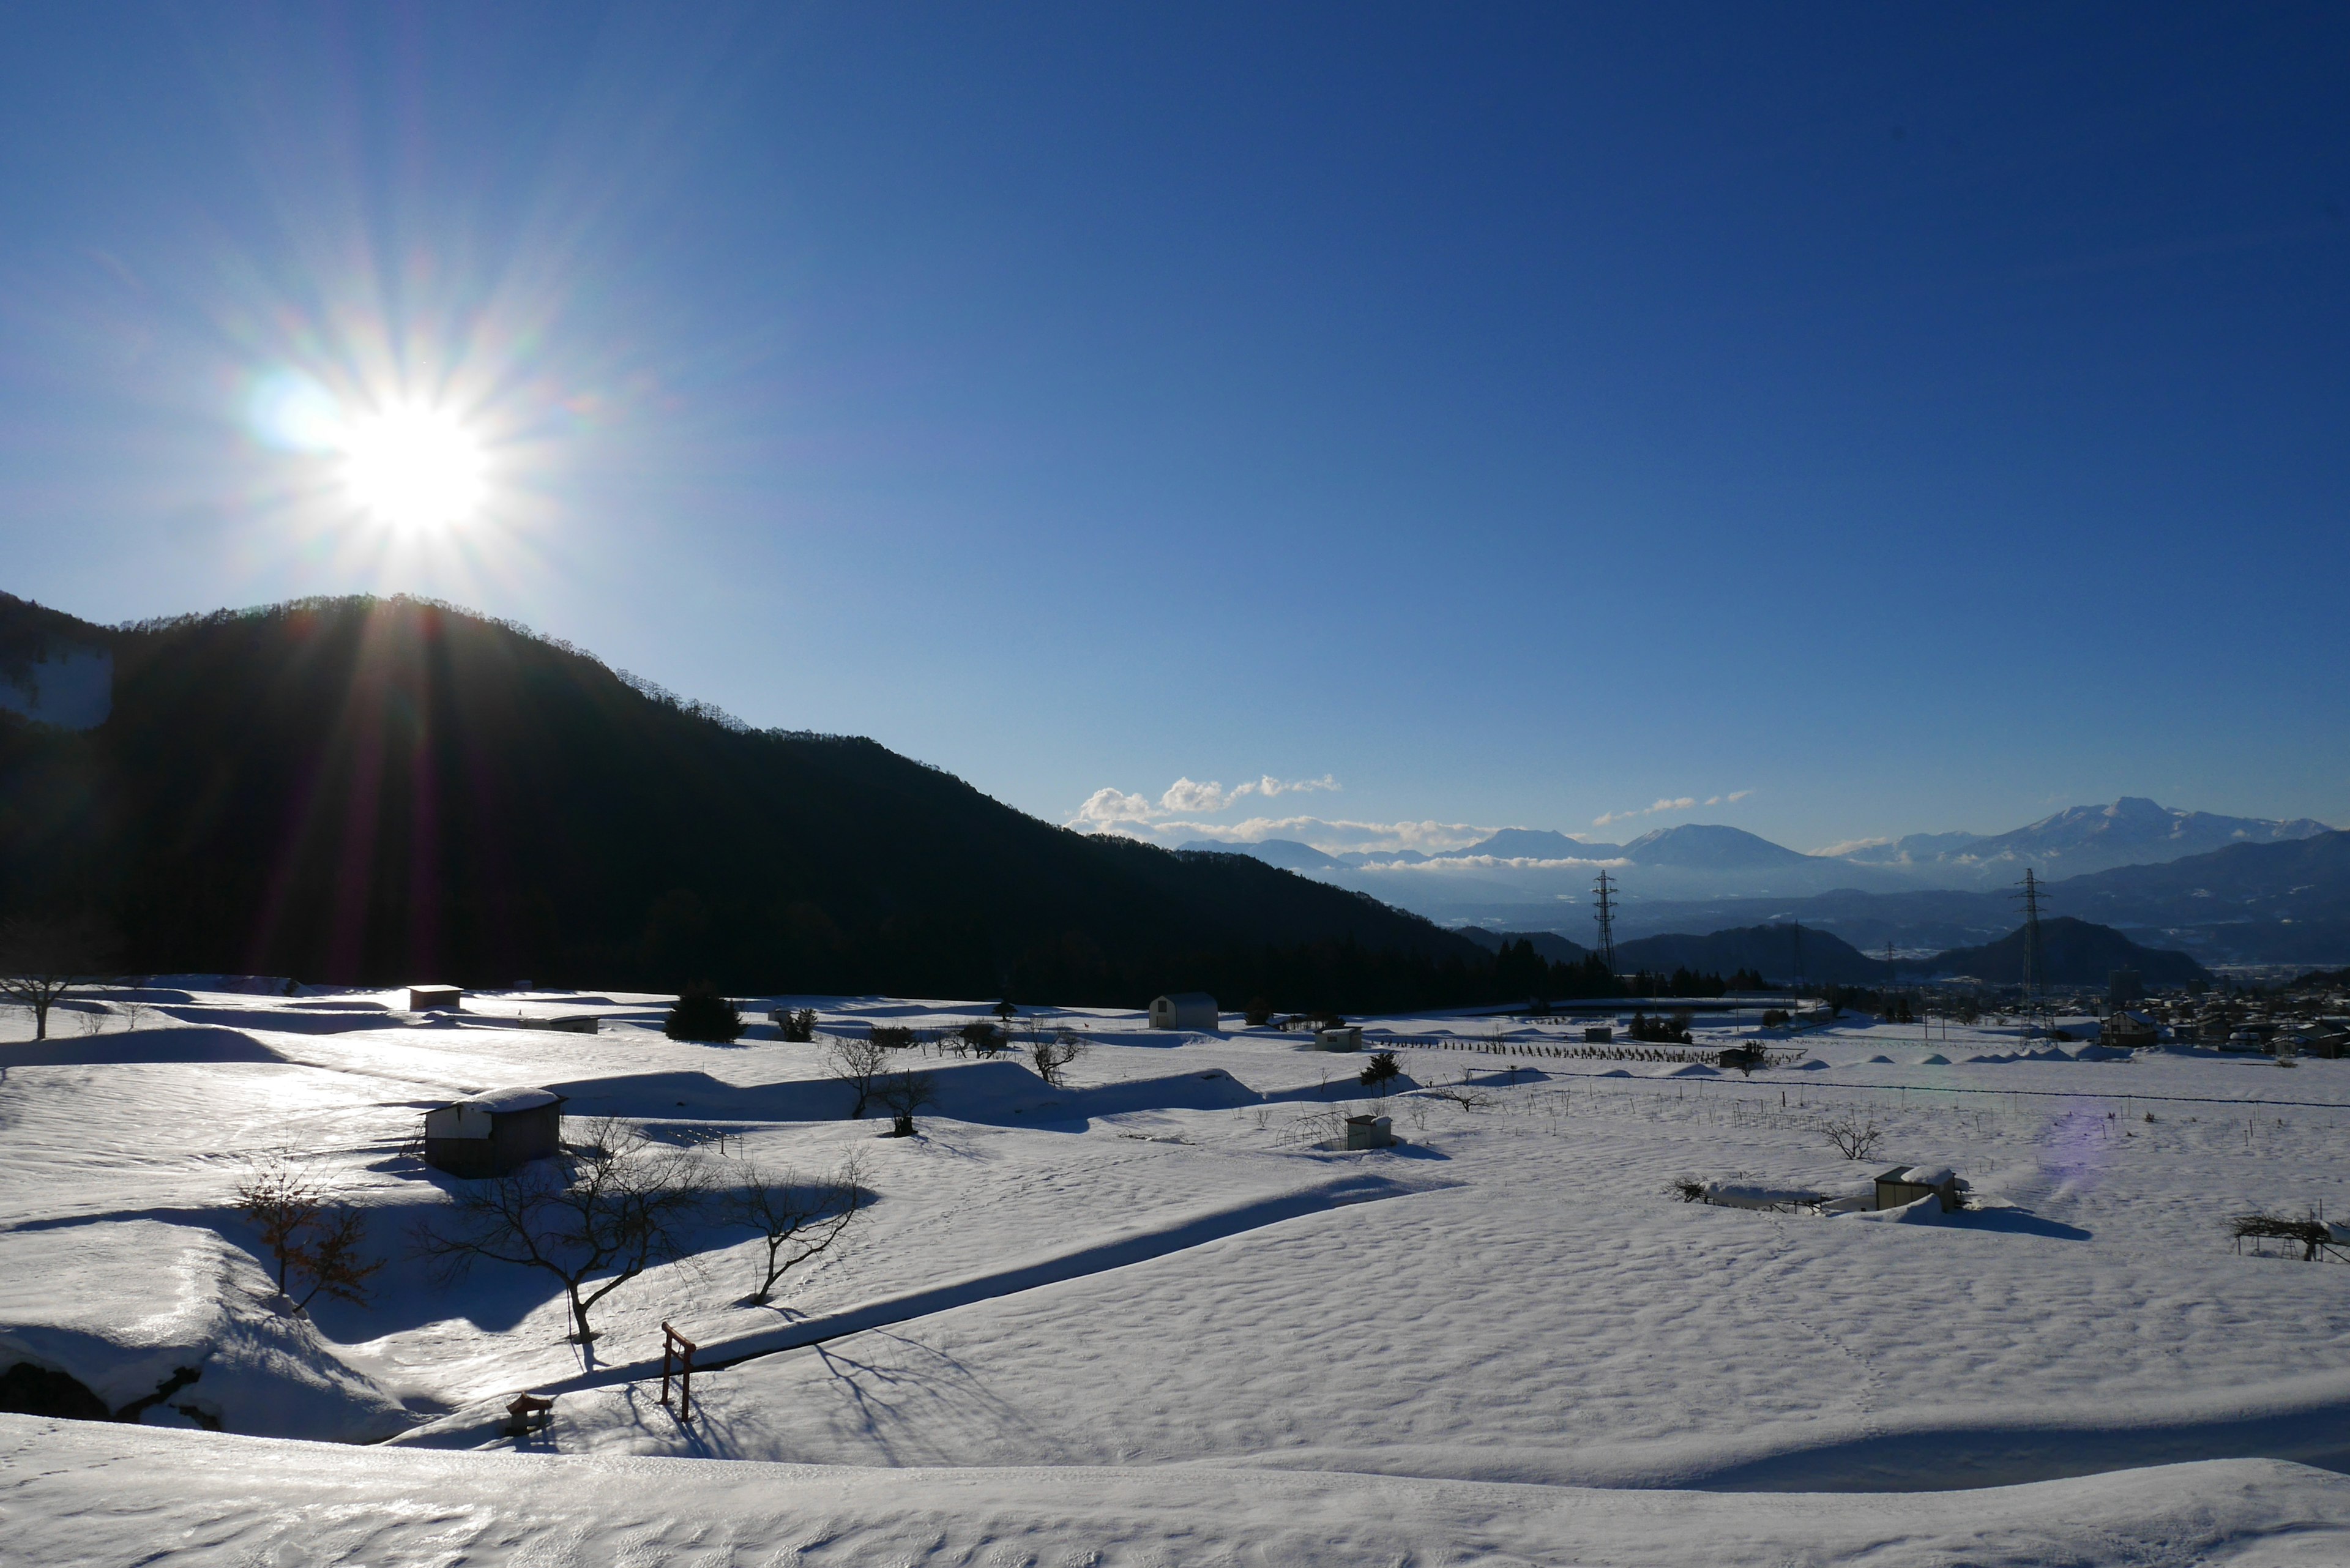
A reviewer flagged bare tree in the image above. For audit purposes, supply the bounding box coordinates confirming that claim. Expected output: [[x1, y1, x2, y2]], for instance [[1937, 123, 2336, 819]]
[[233, 1154, 384, 1314], [829, 1036, 890, 1118], [1029, 1031, 1087, 1088], [878, 1067, 939, 1137], [412, 1118, 707, 1345], [0, 913, 118, 1041], [725, 1155, 867, 1304], [1822, 1113, 1886, 1160]]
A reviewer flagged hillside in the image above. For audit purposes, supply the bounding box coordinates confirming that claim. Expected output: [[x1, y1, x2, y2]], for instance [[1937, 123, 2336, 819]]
[[1614, 924, 1889, 985], [0, 594, 1489, 1006], [1927, 916, 2210, 988]]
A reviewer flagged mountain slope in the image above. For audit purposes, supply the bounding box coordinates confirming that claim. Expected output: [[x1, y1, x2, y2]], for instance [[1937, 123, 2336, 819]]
[[1621, 823, 1813, 870], [1614, 924, 1888, 985], [1458, 828, 1619, 861], [1928, 916, 2210, 988], [0, 594, 1485, 1003]]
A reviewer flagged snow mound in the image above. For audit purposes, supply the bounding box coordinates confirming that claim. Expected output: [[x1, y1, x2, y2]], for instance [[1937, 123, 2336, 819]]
[[9, 1418, 2350, 1567], [0, 1221, 410, 1441], [1919, 1053, 1951, 1065], [1865, 1055, 1894, 1064], [0, 1026, 288, 1067], [1654, 1063, 1719, 1078]]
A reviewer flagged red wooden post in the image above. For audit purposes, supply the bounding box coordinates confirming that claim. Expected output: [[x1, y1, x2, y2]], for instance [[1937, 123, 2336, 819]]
[[660, 1321, 698, 1421]]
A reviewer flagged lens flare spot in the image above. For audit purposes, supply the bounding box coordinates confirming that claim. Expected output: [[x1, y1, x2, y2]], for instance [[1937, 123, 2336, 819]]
[[339, 405, 486, 531]]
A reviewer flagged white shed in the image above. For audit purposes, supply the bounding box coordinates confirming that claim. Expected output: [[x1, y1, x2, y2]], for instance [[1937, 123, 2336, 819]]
[[1149, 993, 1220, 1032]]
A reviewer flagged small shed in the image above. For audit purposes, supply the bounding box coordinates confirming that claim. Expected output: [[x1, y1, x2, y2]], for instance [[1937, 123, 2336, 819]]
[[1149, 993, 1220, 1032], [1315, 1026, 1363, 1053], [408, 984, 464, 1012], [1874, 1164, 1961, 1214], [423, 1087, 566, 1178], [1345, 1114, 1395, 1150], [1584, 1025, 1613, 1043]]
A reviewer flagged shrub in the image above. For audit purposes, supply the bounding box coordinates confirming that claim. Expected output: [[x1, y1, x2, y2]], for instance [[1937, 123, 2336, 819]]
[[878, 1067, 939, 1137], [869, 1023, 916, 1050], [774, 1007, 817, 1043], [1359, 1051, 1401, 1091], [1822, 1113, 1884, 1160], [1031, 1031, 1087, 1088], [666, 984, 744, 1043], [957, 1020, 1005, 1058], [1244, 997, 1274, 1028]]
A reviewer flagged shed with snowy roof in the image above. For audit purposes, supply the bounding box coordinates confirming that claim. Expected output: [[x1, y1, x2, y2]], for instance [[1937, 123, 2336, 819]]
[[423, 1086, 566, 1178], [1149, 993, 1220, 1032], [1874, 1164, 1962, 1214]]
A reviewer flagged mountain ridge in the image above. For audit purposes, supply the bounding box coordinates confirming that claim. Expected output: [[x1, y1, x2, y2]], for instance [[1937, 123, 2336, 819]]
[[0, 593, 1499, 1007]]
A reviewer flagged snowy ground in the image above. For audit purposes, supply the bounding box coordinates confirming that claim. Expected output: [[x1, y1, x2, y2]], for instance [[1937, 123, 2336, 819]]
[[7, 985, 2350, 1563]]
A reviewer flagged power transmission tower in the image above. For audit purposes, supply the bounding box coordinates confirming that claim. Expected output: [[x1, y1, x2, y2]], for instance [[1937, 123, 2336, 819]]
[[1591, 870, 1618, 976], [2012, 868, 2048, 1010]]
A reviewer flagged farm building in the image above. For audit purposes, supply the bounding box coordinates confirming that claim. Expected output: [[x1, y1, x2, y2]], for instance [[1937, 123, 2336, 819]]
[[1149, 993, 1220, 1031], [408, 984, 463, 1011], [423, 1087, 566, 1178], [1316, 1025, 1364, 1053], [1875, 1164, 1963, 1214]]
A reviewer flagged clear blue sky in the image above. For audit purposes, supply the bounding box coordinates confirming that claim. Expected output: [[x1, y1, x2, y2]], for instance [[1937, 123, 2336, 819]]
[[2, 4, 2344, 854]]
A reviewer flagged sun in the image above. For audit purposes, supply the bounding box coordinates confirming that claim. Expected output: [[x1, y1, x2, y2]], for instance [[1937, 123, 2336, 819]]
[[338, 404, 487, 531]]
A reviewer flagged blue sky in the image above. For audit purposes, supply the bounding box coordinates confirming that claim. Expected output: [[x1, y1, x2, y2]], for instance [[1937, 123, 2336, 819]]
[[2, 4, 2345, 854]]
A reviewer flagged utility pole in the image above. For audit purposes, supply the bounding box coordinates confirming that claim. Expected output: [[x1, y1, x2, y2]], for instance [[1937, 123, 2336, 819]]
[[1591, 870, 1619, 977]]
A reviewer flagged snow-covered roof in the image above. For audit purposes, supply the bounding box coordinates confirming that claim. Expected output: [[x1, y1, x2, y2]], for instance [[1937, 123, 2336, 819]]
[[1899, 1165, 1954, 1187], [450, 1086, 561, 1114]]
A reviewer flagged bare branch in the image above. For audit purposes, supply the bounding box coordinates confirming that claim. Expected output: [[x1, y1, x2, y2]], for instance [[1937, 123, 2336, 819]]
[[410, 1118, 707, 1344], [828, 1037, 890, 1118], [725, 1155, 867, 1304]]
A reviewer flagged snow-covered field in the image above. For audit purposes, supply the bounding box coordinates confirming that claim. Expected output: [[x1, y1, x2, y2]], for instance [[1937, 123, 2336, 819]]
[[6, 985, 2350, 1564]]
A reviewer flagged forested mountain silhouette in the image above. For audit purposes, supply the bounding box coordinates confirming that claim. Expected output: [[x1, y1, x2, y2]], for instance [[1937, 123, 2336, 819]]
[[1, 594, 1511, 1007]]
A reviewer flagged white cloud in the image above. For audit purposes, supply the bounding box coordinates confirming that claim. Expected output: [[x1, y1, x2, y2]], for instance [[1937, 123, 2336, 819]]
[[1071, 772, 1343, 829], [1072, 786, 1157, 827], [1594, 790, 1749, 827], [1147, 814, 1493, 856], [1250, 773, 1339, 799], [1814, 836, 1892, 857], [1158, 777, 1235, 813]]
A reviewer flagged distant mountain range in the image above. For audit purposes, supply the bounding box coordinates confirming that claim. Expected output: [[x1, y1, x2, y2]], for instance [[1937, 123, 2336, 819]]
[[1829, 797, 2333, 879], [1462, 915, 2207, 989], [1182, 799, 2341, 960]]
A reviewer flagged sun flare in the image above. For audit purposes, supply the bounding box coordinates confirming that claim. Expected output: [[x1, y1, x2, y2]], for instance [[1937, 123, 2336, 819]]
[[338, 405, 487, 531]]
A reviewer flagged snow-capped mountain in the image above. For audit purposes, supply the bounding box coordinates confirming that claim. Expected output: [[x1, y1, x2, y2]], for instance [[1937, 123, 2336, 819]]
[[1829, 797, 2333, 881]]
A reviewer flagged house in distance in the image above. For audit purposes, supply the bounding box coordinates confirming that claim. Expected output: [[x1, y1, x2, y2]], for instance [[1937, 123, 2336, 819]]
[[1149, 993, 1220, 1031], [422, 1087, 566, 1178]]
